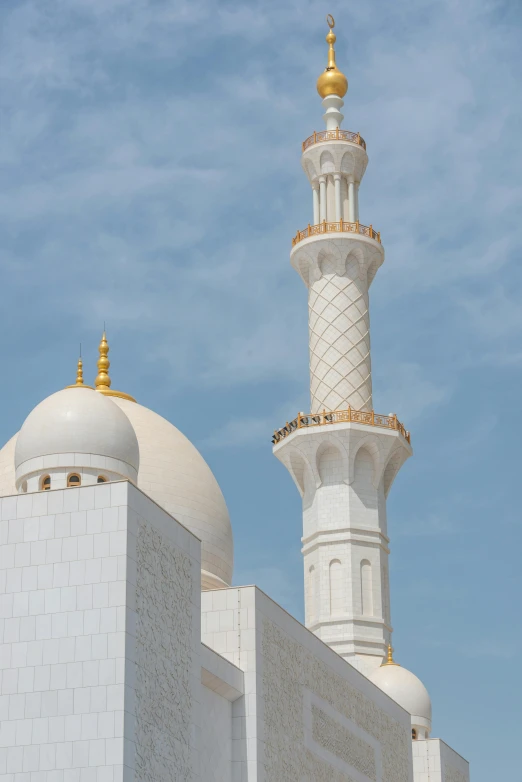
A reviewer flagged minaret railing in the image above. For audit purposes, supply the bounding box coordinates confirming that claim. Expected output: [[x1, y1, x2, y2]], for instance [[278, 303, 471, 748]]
[[302, 128, 366, 152], [272, 408, 410, 445], [292, 220, 381, 247]]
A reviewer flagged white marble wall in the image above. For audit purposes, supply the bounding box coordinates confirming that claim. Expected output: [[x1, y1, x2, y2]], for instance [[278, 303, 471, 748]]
[[0, 481, 201, 782], [200, 687, 231, 782], [202, 585, 413, 782], [199, 643, 244, 782], [412, 739, 470, 782]]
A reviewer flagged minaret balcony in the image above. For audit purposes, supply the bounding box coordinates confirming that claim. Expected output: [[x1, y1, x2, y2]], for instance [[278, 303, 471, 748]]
[[272, 408, 410, 446], [292, 219, 381, 247], [302, 129, 366, 152]]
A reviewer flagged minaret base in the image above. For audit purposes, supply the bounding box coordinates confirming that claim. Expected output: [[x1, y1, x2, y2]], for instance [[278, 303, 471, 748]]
[[274, 415, 411, 675]]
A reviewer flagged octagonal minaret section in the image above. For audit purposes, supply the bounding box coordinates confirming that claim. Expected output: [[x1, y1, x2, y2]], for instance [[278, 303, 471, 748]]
[[273, 17, 412, 676]]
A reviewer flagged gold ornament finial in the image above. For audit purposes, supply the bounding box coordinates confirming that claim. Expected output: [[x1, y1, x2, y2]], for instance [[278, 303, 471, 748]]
[[76, 357, 84, 385], [382, 642, 400, 666], [95, 331, 111, 391], [317, 14, 348, 99], [66, 346, 93, 389], [94, 330, 137, 403]]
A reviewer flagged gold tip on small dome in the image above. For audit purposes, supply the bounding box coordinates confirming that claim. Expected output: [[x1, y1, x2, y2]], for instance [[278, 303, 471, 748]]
[[317, 15, 348, 99], [382, 642, 401, 667], [66, 352, 93, 390]]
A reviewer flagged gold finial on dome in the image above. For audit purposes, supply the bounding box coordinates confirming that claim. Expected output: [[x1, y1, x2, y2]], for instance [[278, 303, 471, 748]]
[[66, 346, 93, 389], [317, 15, 348, 99], [75, 357, 84, 385], [382, 642, 400, 666], [94, 330, 137, 403], [95, 331, 111, 391]]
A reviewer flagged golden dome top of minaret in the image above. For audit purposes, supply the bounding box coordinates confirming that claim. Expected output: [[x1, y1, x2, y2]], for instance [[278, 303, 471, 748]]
[[316, 15, 348, 99]]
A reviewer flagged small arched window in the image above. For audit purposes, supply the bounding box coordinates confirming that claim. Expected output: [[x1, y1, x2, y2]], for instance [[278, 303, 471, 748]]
[[412, 728, 417, 741], [41, 475, 51, 491], [67, 473, 81, 488], [21, 481, 28, 494], [97, 476, 107, 484]]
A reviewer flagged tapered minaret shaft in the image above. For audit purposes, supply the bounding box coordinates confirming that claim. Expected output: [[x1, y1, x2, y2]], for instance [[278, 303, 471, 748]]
[[273, 17, 412, 676]]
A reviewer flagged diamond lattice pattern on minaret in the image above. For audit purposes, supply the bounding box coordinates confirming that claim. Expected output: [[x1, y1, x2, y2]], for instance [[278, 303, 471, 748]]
[[309, 257, 372, 412]]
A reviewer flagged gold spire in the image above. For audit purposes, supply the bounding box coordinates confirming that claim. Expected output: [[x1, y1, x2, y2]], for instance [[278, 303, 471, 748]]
[[95, 331, 111, 391], [94, 330, 136, 403], [382, 642, 400, 667], [317, 15, 348, 99], [76, 357, 84, 385], [66, 349, 93, 390]]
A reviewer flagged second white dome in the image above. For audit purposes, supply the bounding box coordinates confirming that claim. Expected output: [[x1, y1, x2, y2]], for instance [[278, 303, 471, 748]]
[[15, 387, 140, 484], [368, 661, 432, 736]]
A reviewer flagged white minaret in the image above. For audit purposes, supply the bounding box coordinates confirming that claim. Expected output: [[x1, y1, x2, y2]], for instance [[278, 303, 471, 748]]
[[273, 16, 412, 676]]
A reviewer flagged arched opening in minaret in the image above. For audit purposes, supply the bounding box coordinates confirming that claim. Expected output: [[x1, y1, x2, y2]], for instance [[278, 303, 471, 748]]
[[307, 565, 317, 624], [353, 447, 378, 511], [329, 559, 343, 616], [317, 443, 343, 486], [360, 559, 373, 616]]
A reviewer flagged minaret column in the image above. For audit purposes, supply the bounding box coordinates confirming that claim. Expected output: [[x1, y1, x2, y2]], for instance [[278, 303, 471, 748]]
[[348, 177, 355, 222], [334, 174, 342, 221], [312, 184, 320, 224], [306, 244, 373, 412], [354, 180, 360, 221], [319, 176, 327, 222], [274, 15, 412, 677]]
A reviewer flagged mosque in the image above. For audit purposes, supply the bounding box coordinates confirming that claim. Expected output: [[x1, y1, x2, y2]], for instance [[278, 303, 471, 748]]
[[0, 17, 470, 782]]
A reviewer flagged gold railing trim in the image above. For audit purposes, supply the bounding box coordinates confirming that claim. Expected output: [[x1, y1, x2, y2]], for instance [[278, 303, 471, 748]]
[[272, 407, 410, 445], [292, 220, 381, 247], [303, 128, 366, 152]]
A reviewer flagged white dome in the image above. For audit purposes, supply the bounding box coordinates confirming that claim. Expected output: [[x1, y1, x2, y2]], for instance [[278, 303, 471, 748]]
[[0, 389, 233, 590], [368, 662, 432, 729], [111, 398, 233, 589], [15, 388, 140, 482]]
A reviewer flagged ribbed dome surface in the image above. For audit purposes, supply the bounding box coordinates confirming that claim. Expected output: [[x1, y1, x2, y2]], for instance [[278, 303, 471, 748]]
[[111, 398, 233, 588]]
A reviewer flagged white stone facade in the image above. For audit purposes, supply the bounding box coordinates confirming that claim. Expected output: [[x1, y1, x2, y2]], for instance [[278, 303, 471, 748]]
[[202, 585, 414, 782], [0, 482, 201, 782], [0, 478, 469, 781], [412, 739, 470, 782]]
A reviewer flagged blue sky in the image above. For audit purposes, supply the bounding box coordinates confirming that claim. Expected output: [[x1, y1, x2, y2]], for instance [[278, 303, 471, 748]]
[[1, 0, 521, 777]]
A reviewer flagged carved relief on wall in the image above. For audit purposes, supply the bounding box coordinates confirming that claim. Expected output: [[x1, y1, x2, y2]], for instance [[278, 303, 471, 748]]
[[262, 618, 410, 782], [445, 766, 469, 782], [312, 703, 377, 781], [135, 520, 194, 782]]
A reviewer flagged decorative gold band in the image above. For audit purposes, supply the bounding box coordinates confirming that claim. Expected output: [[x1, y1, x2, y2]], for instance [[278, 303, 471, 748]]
[[272, 408, 410, 445], [292, 220, 381, 247], [303, 128, 366, 152]]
